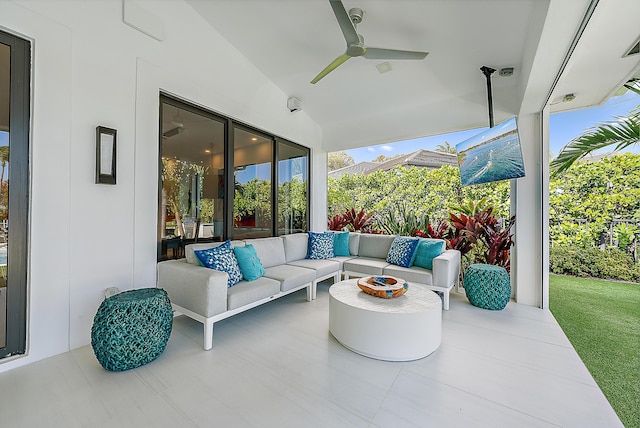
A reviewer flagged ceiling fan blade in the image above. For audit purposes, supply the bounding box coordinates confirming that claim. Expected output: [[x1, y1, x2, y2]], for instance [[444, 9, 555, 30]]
[[330, 0, 360, 45], [310, 54, 351, 84], [364, 48, 429, 60], [163, 127, 182, 138]]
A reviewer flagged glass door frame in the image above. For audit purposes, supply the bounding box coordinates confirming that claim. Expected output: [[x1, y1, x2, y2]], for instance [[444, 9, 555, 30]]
[[0, 30, 30, 359]]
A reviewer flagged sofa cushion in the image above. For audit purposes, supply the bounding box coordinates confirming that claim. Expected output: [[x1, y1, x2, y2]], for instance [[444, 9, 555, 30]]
[[413, 239, 446, 270], [343, 257, 390, 276], [357, 234, 395, 259], [185, 240, 245, 266], [233, 244, 265, 281], [227, 277, 281, 310], [386, 236, 420, 268], [329, 256, 356, 270], [349, 233, 360, 256], [333, 231, 350, 256], [194, 241, 243, 287], [248, 237, 287, 268], [306, 231, 334, 260], [264, 264, 316, 292], [282, 233, 309, 262], [287, 259, 340, 278], [383, 264, 434, 286]]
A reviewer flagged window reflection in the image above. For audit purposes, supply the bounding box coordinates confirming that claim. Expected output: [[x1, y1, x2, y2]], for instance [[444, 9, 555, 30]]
[[160, 100, 225, 259], [278, 141, 308, 235], [233, 128, 273, 239]]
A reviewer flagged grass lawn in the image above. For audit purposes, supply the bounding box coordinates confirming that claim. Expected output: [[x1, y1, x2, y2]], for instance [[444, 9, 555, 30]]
[[549, 274, 640, 428]]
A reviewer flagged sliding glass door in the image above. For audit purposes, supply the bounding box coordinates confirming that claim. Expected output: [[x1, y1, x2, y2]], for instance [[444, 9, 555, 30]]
[[158, 94, 310, 260], [0, 30, 30, 359]]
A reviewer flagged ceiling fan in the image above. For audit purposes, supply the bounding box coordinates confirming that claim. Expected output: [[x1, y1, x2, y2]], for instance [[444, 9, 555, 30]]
[[311, 0, 429, 84], [162, 110, 186, 139]]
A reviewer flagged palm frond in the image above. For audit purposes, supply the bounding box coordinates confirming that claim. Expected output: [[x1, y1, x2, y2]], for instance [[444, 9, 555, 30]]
[[551, 106, 639, 176]]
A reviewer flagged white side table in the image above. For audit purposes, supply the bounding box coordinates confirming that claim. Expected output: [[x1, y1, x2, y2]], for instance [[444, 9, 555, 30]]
[[329, 279, 442, 361]]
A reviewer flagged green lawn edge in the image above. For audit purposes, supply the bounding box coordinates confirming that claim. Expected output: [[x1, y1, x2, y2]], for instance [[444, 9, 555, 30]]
[[549, 274, 640, 428]]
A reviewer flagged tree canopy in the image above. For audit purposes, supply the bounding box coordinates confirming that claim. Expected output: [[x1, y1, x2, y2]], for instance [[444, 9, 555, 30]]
[[328, 151, 355, 171]]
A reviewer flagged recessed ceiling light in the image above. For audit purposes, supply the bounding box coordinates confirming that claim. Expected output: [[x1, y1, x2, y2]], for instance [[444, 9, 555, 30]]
[[205, 149, 211, 153], [251, 137, 258, 141]]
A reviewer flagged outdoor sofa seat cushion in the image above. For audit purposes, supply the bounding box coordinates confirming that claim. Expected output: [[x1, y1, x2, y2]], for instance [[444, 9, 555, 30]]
[[263, 264, 316, 292], [227, 277, 281, 310], [328, 256, 356, 270], [343, 257, 391, 276], [287, 259, 341, 278], [383, 264, 433, 285]]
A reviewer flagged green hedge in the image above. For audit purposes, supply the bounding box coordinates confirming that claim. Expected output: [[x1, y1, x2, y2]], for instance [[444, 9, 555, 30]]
[[550, 245, 640, 282]]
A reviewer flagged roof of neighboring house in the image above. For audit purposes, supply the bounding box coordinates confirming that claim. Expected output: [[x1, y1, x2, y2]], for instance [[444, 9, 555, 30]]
[[328, 149, 458, 178], [328, 161, 379, 178]]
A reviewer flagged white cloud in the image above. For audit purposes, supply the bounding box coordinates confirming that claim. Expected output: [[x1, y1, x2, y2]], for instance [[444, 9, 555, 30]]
[[381, 145, 393, 151], [367, 147, 375, 152]]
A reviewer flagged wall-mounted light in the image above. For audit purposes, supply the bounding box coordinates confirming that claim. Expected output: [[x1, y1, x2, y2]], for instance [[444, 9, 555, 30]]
[[96, 126, 117, 184]]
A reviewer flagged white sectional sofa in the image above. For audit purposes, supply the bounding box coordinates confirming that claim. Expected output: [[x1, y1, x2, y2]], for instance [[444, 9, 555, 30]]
[[156, 232, 460, 350]]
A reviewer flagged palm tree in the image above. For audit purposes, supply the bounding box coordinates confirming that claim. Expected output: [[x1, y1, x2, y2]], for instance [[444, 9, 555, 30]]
[[0, 146, 8, 190], [434, 141, 456, 154], [551, 106, 639, 176]]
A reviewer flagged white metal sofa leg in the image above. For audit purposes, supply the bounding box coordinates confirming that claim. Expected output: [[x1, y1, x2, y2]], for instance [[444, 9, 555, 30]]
[[204, 319, 214, 351], [442, 289, 450, 311], [307, 284, 314, 302]]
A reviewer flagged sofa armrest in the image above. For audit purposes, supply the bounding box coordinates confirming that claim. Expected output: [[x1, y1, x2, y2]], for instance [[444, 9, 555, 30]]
[[432, 249, 461, 288], [157, 259, 228, 318]]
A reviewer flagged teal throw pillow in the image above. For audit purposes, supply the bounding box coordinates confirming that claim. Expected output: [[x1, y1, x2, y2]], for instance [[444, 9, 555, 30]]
[[386, 236, 420, 268], [333, 231, 350, 257], [194, 241, 243, 287], [306, 231, 334, 260], [413, 239, 446, 270], [233, 244, 265, 281]]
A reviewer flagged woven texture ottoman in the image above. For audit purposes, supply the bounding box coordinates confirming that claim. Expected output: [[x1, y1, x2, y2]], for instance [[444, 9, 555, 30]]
[[91, 288, 173, 371], [463, 264, 511, 310]]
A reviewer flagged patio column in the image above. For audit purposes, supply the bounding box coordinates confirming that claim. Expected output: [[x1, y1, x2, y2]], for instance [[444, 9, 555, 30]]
[[311, 148, 329, 232], [511, 110, 550, 308]]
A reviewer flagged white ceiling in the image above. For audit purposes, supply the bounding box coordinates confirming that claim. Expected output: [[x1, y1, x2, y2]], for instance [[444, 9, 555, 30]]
[[185, 0, 640, 151]]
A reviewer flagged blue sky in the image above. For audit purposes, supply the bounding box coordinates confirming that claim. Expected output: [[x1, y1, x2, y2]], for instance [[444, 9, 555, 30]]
[[344, 91, 639, 163]]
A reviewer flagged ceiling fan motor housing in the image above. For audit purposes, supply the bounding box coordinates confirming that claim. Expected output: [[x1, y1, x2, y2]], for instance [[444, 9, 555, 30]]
[[349, 8, 364, 24]]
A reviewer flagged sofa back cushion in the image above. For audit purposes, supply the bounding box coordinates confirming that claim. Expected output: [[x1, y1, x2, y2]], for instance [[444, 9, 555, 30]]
[[282, 233, 309, 262], [185, 241, 245, 265], [357, 234, 396, 259], [246, 237, 286, 268], [349, 232, 360, 256]]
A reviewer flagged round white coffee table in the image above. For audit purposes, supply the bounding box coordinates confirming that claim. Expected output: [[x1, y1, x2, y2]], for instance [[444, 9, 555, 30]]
[[329, 279, 442, 361]]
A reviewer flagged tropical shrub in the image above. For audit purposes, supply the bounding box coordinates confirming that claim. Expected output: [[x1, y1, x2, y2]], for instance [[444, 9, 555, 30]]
[[550, 245, 640, 282], [376, 202, 429, 236]]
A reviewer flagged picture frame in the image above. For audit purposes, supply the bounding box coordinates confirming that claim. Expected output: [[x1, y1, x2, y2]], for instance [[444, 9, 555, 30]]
[[96, 126, 117, 184]]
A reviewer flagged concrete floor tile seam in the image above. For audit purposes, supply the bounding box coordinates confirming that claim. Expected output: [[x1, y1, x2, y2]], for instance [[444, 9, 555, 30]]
[[394, 368, 565, 428], [157, 390, 209, 428], [369, 365, 405, 425], [442, 317, 574, 350]]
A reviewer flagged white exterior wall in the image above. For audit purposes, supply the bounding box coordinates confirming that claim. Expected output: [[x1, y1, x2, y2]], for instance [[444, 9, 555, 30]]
[[0, 0, 322, 372]]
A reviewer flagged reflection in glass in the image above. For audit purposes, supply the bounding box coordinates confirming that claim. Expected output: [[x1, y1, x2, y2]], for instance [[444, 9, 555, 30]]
[[278, 141, 308, 235], [233, 128, 273, 239], [0, 42, 9, 348], [160, 100, 226, 259]]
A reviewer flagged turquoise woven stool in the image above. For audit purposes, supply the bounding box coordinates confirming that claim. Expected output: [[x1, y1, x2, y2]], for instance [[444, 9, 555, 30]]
[[91, 288, 173, 371], [463, 264, 511, 310]]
